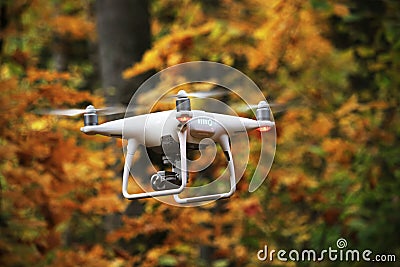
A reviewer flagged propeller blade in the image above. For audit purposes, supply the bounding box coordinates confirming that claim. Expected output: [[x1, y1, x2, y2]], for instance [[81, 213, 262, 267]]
[[186, 89, 229, 98], [166, 89, 229, 99], [96, 106, 128, 115], [235, 102, 285, 113], [37, 108, 87, 116], [36, 105, 128, 116]]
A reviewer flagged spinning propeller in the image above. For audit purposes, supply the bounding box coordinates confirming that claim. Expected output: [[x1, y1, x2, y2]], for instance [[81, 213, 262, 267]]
[[37, 89, 229, 117], [36, 105, 127, 117], [165, 88, 229, 99], [234, 102, 285, 114]]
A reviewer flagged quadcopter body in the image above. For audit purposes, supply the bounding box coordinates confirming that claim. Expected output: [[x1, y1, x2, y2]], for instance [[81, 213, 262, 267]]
[[78, 90, 274, 204]]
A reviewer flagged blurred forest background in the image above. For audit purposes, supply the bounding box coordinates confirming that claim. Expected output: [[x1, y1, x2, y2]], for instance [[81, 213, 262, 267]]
[[0, 0, 399, 266]]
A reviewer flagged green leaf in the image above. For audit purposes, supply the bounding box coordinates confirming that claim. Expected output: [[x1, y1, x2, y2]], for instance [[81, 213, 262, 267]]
[[308, 145, 326, 157], [212, 259, 230, 267], [310, 0, 330, 11], [158, 255, 178, 266]]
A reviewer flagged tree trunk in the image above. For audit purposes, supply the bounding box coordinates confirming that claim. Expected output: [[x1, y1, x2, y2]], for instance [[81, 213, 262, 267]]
[[95, 0, 152, 234], [0, 3, 8, 60], [96, 0, 151, 105]]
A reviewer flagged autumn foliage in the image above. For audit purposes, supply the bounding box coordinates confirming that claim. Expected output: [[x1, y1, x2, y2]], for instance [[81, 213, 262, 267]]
[[1, 0, 399, 266]]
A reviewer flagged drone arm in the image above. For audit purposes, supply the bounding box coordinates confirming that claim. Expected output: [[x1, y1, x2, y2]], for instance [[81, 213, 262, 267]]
[[122, 132, 188, 200], [80, 118, 125, 137], [173, 133, 236, 204]]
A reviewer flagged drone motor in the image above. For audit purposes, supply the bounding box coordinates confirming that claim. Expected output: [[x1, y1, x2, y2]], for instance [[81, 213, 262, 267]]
[[256, 101, 271, 121], [256, 101, 272, 132], [175, 90, 193, 122], [83, 105, 99, 126]]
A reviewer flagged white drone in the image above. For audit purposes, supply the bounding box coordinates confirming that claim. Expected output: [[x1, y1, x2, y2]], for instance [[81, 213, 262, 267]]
[[47, 90, 274, 204]]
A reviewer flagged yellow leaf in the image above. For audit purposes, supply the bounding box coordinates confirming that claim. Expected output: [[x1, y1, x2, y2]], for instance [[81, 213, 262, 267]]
[[336, 95, 360, 117]]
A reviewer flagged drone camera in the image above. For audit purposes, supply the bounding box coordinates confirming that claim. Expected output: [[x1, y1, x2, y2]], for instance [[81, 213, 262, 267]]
[[151, 171, 181, 191], [83, 105, 98, 126]]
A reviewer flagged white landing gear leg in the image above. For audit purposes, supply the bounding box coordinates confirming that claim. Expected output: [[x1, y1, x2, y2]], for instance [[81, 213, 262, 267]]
[[122, 129, 188, 199], [173, 133, 236, 204]]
